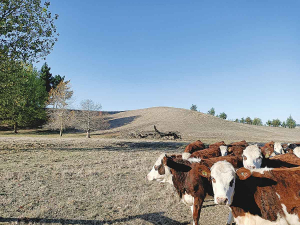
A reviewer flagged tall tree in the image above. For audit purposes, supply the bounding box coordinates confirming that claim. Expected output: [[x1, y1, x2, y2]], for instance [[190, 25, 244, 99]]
[[74, 100, 109, 138], [207, 107, 215, 116], [245, 117, 252, 125], [219, 112, 227, 120], [240, 117, 245, 124], [45, 80, 74, 136], [266, 120, 272, 126], [0, 0, 59, 65], [286, 115, 296, 129], [190, 104, 198, 111], [0, 63, 48, 133], [253, 118, 263, 126], [272, 119, 281, 127], [40, 62, 52, 92]]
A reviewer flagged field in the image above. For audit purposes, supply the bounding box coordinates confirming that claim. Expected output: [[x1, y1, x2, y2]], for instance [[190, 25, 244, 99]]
[[0, 137, 230, 225], [1, 107, 300, 225]]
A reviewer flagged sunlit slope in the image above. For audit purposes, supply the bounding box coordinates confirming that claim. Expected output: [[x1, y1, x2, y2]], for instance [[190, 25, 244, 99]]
[[104, 107, 300, 142]]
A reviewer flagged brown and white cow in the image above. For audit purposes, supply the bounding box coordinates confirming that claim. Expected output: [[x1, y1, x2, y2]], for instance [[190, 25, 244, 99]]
[[242, 144, 300, 169], [183, 141, 228, 160], [198, 161, 300, 225], [184, 140, 205, 154], [161, 155, 243, 225], [227, 140, 249, 157]]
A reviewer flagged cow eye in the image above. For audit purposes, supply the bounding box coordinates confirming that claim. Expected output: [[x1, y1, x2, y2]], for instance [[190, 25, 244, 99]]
[[243, 155, 247, 160], [154, 165, 159, 171], [212, 178, 216, 183], [229, 179, 234, 187]]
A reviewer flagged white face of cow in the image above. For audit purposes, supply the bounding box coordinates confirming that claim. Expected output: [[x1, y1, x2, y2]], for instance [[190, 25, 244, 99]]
[[274, 142, 283, 155], [220, 145, 228, 156], [211, 161, 236, 205], [146, 153, 172, 184], [242, 145, 263, 169]]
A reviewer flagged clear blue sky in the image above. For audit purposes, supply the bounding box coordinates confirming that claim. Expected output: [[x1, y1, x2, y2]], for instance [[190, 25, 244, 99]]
[[34, 0, 300, 124]]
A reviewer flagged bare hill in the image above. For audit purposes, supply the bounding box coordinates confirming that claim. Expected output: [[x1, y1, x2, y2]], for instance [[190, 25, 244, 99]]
[[102, 107, 300, 143]]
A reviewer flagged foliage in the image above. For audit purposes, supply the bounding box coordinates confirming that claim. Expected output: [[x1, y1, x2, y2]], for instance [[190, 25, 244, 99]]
[[0, 62, 48, 132], [207, 107, 215, 116], [74, 99, 109, 138], [286, 115, 296, 129], [0, 0, 59, 65], [281, 121, 286, 128], [190, 104, 198, 111], [45, 80, 74, 136], [240, 117, 245, 124], [272, 119, 281, 127], [218, 112, 227, 120], [234, 118, 239, 123], [245, 117, 252, 125], [39, 62, 64, 93], [266, 120, 272, 126], [252, 118, 263, 126]]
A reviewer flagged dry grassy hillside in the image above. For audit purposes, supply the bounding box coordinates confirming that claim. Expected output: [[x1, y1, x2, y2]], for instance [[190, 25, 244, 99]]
[[101, 107, 300, 143]]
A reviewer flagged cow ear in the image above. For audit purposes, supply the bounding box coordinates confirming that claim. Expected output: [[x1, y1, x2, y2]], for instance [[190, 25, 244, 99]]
[[198, 165, 211, 178], [236, 168, 251, 180]]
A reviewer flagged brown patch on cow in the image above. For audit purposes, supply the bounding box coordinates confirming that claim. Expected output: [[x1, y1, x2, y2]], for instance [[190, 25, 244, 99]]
[[260, 141, 274, 158], [184, 140, 205, 154], [209, 141, 226, 149], [190, 146, 221, 159], [227, 140, 249, 157], [267, 153, 300, 168], [231, 167, 300, 222]]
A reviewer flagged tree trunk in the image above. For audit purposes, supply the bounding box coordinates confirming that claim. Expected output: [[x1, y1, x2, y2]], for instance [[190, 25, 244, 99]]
[[14, 122, 18, 133], [86, 129, 90, 138]]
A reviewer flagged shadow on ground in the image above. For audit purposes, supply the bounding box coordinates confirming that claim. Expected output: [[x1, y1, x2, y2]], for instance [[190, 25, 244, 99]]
[[107, 116, 140, 129], [0, 212, 190, 224]]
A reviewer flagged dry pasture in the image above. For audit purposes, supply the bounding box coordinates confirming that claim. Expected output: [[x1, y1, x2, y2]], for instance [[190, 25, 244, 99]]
[[0, 137, 230, 225]]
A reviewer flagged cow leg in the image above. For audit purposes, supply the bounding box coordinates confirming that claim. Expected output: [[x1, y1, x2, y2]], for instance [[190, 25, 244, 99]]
[[192, 197, 204, 225], [226, 211, 235, 225]]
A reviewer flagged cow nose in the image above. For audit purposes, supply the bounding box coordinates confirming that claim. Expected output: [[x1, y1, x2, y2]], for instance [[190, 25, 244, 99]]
[[216, 197, 228, 205]]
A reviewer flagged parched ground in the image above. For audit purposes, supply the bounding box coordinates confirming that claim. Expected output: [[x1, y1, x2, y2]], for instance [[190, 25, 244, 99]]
[[1, 107, 300, 225], [0, 137, 230, 225]]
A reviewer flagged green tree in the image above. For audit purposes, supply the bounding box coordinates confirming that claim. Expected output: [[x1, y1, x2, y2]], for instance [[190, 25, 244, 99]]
[[240, 117, 245, 124], [245, 117, 252, 125], [266, 120, 272, 126], [207, 107, 215, 116], [0, 0, 59, 65], [51, 74, 65, 89], [0, 63, 48, 133], [190, 104, 198, 111], [234, 118, 239, 123], [281, 121, 286, 128], [272, 119, 281, 127], [219, 112, 227, 120], [286, 115, 296, 129], [40, 62, 53, 92], [39, 63, 64, 93], [252, 118, 263, 126]]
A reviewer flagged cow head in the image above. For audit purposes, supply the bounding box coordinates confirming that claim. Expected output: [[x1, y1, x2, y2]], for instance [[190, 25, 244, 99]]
[[147, 153, 172, 184], [274, 142, 283, 155], [199, 161, 236, 206], [220, 145, 228, 156], [242, 145, 263, 169]]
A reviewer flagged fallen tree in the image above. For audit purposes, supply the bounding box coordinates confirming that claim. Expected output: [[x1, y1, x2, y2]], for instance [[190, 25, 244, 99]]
[[129, 125, 181, 140]]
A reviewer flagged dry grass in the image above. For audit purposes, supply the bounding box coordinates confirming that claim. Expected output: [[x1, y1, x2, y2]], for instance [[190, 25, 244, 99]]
[[0, 137, 230, 225], [1, 107, 300, 225]]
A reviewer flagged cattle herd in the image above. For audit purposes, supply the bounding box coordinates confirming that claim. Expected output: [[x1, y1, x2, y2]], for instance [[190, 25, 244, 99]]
[[147, 140, 300, 225]]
